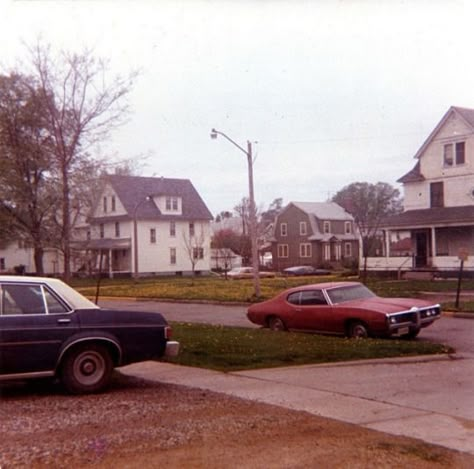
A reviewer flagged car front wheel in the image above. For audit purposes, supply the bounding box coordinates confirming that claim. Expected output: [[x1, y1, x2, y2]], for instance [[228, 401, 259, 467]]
[[348, 321, 369, 339], [60, 344, 113, 394], [268, 316, 286, 331]]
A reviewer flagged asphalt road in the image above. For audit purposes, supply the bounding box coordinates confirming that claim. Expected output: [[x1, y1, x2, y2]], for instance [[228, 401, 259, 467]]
[[98, 298, 474, 355]]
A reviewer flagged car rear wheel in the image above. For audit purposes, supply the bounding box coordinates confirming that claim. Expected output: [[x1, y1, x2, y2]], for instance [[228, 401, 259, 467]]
[[268, 316, 286, 331], [60, 344, 113, 394], [348, 321, 369, 339]]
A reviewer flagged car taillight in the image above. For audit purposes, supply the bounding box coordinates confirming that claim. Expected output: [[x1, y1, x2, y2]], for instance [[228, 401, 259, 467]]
[[165, 326, 172, 340]]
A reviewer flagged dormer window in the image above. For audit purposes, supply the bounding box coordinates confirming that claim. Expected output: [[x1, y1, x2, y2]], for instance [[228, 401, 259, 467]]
[[444, 141, 465, 166], [111, 196, 116, 212], [166, 197, 179, 211], [323, 221, 331, 234]]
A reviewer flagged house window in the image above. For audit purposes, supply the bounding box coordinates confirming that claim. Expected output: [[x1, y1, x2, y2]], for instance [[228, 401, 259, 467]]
[[111, 196, 116, 212], [0, 258, 5, 271], [193, 247, 204, 260], [444, 142, 465, 166], [299, 221, 307, 236], [170, 248, 176, 265], [87, 230, 91, 240], [345, 221, 352, 234], [443, 144, 453, 166], [189, 222, 195, 237], [170, 221, 176, 237], [344, 242, 352, 257], [456, 142, 465, 165], [278, 244, 289, 258], [324, 244, 331, 261], [103, 197, 107, 213], [300, 243, 312, 257], [280, 223, 288, 237], [115, 222, 120, 238], [166, 197, 179, 211], [99, 224, 104, 239], [150, 228, 156, 243], [430, 182, 444, 208], [323, 221, 331, 234]]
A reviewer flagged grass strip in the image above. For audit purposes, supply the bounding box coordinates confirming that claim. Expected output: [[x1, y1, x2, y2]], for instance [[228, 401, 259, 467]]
[[166, 322, 453, 372]]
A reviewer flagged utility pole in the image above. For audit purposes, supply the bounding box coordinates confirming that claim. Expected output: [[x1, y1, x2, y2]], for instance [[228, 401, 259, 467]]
[[211, 129, 261, 298]]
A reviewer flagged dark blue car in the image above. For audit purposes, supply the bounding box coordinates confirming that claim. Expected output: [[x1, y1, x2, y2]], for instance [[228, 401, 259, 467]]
[[0, 276, 179, 394]]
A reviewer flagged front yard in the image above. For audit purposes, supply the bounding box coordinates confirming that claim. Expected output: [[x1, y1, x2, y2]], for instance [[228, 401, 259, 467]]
[[73, 274, 474, 311]]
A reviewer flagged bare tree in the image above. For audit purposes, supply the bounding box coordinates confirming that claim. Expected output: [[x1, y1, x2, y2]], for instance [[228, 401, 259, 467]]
[[0, 73, 57, 274], [182, 222, 206, 274], [333, 182, 402, 281], [25, 41, 138, 279]]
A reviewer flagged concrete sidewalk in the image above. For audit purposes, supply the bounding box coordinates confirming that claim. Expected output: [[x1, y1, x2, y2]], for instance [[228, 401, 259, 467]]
[[121, 354, 474, 456]]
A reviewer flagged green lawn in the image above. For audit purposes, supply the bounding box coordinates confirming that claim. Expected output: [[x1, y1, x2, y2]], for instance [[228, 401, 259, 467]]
[[166, 322, 453, 371], [73, 274, 474, 309]]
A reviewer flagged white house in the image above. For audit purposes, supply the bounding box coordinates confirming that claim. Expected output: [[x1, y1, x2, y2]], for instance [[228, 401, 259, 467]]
[[366, 106, 474, 276], [83, 175, 214, 277]]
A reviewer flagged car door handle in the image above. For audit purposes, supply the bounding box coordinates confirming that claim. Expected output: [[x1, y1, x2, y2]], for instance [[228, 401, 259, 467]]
[[57, 318, 71, 324]]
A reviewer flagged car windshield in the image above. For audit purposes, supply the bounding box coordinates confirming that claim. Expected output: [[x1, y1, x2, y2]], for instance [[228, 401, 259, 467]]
[[326, 284, 376, 304]]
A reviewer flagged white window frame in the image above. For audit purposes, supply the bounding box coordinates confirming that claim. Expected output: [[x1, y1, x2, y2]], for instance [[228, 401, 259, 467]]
[[299, 221, 307, 236], [323, 221, 331, 234], [324, 243, 330, 261], [300, 243, 312, 258], [150, 228, 156, 244], [115, 222, 120, 238], [345, 221, 352, 234], [280, 223, 288, 237], [170, 247, 177, 265], [278, 244, 289, 258], [344, 242, 352, 257], [170, 221, 176, 237]]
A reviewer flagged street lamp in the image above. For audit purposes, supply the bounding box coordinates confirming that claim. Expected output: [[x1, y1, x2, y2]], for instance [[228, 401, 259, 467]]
[[211, 128, 261, 298], [133, 195, 151, 279]]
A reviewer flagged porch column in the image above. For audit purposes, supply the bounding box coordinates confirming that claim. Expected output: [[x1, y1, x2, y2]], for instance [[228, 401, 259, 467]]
[[108, 249, 113, 279], [430, 227, 437, 262], [384, 229, 390, 258]]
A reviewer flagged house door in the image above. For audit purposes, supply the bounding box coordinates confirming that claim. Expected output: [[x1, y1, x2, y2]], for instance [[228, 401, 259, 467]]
[[414, 231, 428, 267]]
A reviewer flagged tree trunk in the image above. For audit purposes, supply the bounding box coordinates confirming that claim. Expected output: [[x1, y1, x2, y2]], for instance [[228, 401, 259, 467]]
[[62, 167, 71, 281], [33, 244, 45, 276]]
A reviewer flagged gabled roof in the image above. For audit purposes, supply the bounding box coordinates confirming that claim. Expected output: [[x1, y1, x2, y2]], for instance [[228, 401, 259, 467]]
[[291, 202, 354, 221], [99, 175, 213, 220], [413, 106, 474, 160], [397, 161, 425, 183]]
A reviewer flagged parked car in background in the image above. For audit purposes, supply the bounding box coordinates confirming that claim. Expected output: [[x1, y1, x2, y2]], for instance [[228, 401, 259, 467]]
[[0, 276, 179, 394], [283, 265, 331, 276], [247, 281, 441, 339], [225, 267, 276, 279]]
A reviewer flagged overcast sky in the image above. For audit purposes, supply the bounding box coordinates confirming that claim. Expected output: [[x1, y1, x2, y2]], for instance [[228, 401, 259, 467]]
[[2, 0, 474, 216]]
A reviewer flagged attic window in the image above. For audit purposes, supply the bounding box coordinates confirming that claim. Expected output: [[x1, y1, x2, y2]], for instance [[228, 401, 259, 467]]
[[444, 142, 465, 166], [166, 197, 179, 211], [323, 221, 331, 234]]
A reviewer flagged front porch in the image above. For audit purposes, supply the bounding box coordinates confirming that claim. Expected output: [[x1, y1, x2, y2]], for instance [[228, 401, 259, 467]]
[[365, 225, 474, 277]]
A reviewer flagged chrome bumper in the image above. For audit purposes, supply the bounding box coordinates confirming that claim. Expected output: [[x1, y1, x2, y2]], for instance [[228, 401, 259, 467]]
[[165, 340, 180, 357]]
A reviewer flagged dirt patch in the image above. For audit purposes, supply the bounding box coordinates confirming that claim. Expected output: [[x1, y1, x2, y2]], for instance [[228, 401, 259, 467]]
[[1, 374, 472, 468]]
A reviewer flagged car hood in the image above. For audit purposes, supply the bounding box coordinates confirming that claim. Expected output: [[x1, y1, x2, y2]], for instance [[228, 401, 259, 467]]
[[339, 297, 435, 313]]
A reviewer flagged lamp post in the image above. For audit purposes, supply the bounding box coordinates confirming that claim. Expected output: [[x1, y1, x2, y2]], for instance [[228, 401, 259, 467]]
[[211, 128, 261, 298], [133, 195, 151, 279]]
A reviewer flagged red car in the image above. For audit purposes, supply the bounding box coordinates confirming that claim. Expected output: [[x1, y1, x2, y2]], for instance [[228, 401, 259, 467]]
[[247, 281, 441, 339]]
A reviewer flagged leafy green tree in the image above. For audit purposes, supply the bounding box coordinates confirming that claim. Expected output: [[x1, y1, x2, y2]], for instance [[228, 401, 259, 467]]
[[332, 182, 402, 280]]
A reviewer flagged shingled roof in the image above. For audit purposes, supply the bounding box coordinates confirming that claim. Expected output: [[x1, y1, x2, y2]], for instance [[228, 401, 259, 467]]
[[380, 205, 474, 229], [104, 175, 213, 220]]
